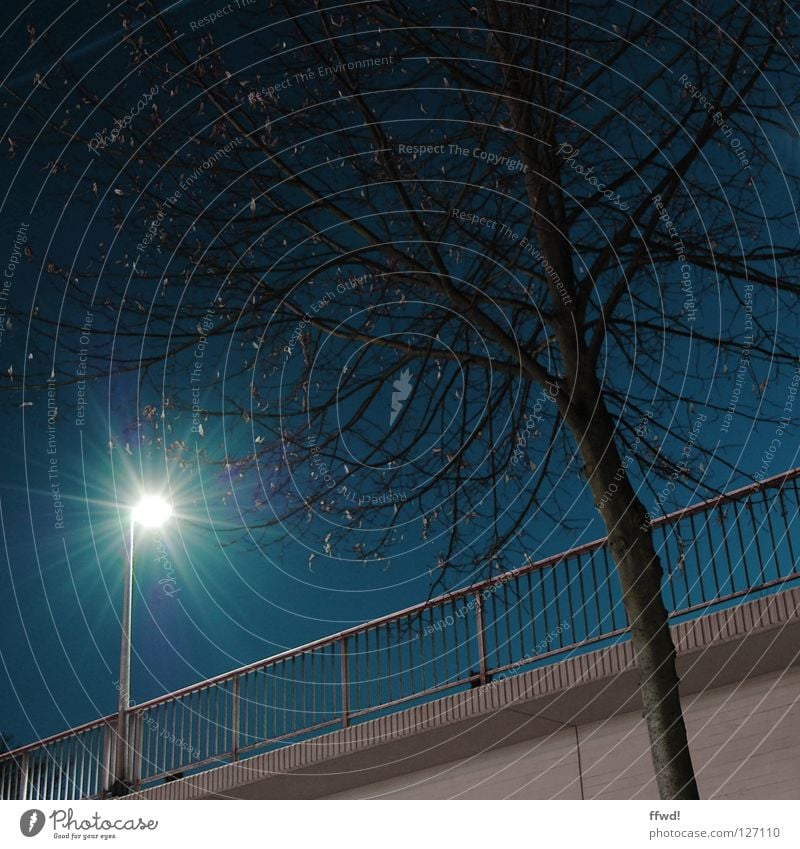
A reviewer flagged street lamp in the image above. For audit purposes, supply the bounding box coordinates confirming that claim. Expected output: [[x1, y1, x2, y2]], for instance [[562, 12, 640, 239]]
[[111, 495, 173, 796]]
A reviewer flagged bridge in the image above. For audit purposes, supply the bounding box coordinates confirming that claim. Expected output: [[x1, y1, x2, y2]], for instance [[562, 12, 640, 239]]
[[2, 468, 800, 799]]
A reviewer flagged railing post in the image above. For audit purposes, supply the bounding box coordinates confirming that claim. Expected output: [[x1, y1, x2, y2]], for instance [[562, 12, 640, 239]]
[[339, 637, 349, 728], [230, 679, 240, 763], [101, 722, 115, 797], [475, 592, 488, 685], [130, 713, 143, 791]]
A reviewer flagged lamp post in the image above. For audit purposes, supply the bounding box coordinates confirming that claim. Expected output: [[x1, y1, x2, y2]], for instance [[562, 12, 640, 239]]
[[111, 495, 173, 797]]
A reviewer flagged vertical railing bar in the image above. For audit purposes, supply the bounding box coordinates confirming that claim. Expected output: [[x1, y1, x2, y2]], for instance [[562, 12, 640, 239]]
[[601, 546, 616, 630], [281, 660, 287, 738], [154, 704, 161, 779], [330, 644, 336, 720], [300, 652, 306, 731], [310, 653, 316, 727], [181, 690, 195, 766], [61, 738, 71, 799], [386, 619, 394, 702], [140, 710, 149, 784], [245, 669, 251, 743], [704, 512, 722, 597], [70, 734, 79, 798], [268, 666, 274, 742], [441, 603, 450, 684], [33, 749, 41, 801], [475, 592, 487, 685], [659, 524, 676, 613], [374, 626, 381, 706], [339, 636, 349, 728], [587, 548, 601, 636], [79, 733, 88, 798], [748, 498, 767, 586], [224, 682, 230, 756], [270, 664, 276, 741], [203, 688, 210, 763], [99, 726, 107, 797], [489, 586, 500, 674], [20, 751, 30, 801], [152, 706, 160, 780], [67, 737, 76, 799], [375, 624, 383, 706], [688, 513, 702, 605], [357, 634, 364, 715], [169, 699, 177, 774], [209, 683, 222, 758], [540, 567, 551, 647], [525, 568, 535, 653], [100, 724, 111, 798], [502, 581, 513, 670], [161, 704, 169, 777], [576, 552, 588, 642], [231, 677, 239, 763], [132, 715, 143, 791], [264, 667, 270, 742], [58, 741, 65, 800], [179, 698, 186, 769], [553, 560, 565, 645], [150, 705, 158, 779], [764, 494, 781, 579], [733, 501, 752, 590], [46, 744, 55, 800], [56, 741, 64, 799], [397, 615, 405, 697], [31, 749, 43, 799], [51, 741, 60, 800], [559, 558, 570, 641], [461, 595, 473, 677], [676, 522, 691, 613], [214, 685, 221, 759], [33, 748, 42, 800], [70, 737, 78, 799], [781, 485, 797, 569], [451, 600, 461, 682], [273, 667, 279, 740], [406, 615, 415, 696], [64, 738, 72, 799], [418, 610, 427, 692], [78, 732, 87, 800], [718, 505, 737, 595], [329, 644, 334, 721], [353, 630, 361, 713], [319, 650, 324, 724]]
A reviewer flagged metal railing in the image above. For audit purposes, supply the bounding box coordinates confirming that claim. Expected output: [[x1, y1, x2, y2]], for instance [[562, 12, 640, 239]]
[[3, 467, 800, 799]]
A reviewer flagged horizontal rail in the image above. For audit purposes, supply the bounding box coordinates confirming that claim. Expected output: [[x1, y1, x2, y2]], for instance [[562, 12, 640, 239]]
[[3, 464, 799, 798]]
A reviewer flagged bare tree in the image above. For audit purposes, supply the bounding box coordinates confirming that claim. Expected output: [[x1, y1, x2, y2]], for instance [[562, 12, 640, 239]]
[[5, 0, 800, 799]]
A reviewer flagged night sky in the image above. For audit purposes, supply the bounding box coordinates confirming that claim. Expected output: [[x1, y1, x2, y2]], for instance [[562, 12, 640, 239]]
[[1, 0, 799, 755]]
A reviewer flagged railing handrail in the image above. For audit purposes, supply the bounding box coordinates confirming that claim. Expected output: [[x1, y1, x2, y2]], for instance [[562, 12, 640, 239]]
[[0, 716, 111, 761], [3, 464, 798, 764]]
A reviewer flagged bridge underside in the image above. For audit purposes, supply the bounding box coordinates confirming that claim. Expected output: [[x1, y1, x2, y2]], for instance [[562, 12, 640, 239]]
[[128, 587, 800, 800]]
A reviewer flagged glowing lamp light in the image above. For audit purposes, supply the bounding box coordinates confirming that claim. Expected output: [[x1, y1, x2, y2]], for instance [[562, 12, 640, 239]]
[[132, 495, 173, 528]]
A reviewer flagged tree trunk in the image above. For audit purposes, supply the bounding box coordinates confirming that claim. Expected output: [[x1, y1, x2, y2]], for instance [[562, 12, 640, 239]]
[[562, 375, 700, 799]]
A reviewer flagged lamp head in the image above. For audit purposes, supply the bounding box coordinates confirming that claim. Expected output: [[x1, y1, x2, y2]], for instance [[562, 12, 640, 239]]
[[132, 495, 173, 528]]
